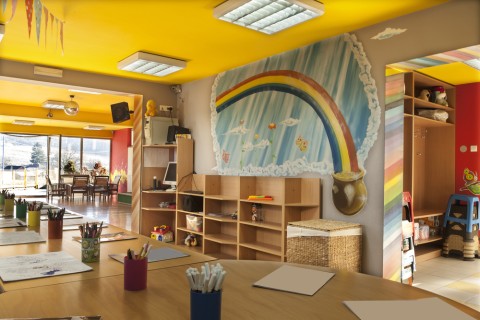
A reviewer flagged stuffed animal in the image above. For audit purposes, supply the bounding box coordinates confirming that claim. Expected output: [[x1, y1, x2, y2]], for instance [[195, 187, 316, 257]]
[[145, 99, 157, 117], [417, 89, 431, 101], [432, 86, 448, 106], [184, 233, 198, 247]]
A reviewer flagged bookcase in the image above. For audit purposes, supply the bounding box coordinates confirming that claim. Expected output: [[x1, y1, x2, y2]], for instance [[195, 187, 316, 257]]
[[176, 174, 321, 261], [402, 71, 456, 262], [140, 138, 193, 236]]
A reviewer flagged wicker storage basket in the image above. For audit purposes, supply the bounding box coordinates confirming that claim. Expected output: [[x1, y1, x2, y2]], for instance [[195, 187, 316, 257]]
[[287, 219, 362, 272]]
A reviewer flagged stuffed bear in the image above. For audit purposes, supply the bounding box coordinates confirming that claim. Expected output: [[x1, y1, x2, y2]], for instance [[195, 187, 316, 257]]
[[145, 99, 157, 117], [432, 86, 448, 106], [417, 89, 431, 101]]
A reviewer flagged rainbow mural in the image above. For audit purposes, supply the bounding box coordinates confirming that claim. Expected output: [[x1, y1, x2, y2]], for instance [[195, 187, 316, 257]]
[[216, 70, 359, 174], [216, 70, 367, 215]]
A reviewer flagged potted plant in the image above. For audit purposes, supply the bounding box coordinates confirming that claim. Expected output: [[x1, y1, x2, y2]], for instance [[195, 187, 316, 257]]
[[63, 160, 76, 174]]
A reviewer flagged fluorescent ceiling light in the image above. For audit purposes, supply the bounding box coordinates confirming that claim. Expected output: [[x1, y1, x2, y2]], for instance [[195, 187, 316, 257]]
[[68, 89, 102, 95], [84, 125, 105, 130], [34, 66, 63, 78], [42, 100, 67, 109], [0, 24, 4, 42], [214, 0, 325, 34], [13, 120, 35, 126], [464, 58, 480, 71], [118, 52, 186, 77]]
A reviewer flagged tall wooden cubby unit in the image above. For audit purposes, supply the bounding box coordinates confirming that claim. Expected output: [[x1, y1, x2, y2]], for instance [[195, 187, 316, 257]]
[[403, 71, 455, 262], [176, 175, 321, 262], [140, 138, 193, 236]]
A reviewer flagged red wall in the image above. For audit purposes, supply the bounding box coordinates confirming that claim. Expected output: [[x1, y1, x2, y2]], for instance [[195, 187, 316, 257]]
[[455, 83, 480, 195], [110, 128, 131, 193]]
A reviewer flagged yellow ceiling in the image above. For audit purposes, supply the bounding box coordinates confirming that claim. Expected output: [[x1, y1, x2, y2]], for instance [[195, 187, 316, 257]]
[[0, 0, 467, 137]]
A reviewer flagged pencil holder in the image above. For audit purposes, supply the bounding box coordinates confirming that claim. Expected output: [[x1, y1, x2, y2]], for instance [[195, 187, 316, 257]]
[[190, 290, 222, 320], [48, 220, 63, 239], [15, 203, 27, 220], [81, 238, 100, 263], [4, 198, 14, 214], [27, 210, 41, 227], [124, 256, 148, 291]]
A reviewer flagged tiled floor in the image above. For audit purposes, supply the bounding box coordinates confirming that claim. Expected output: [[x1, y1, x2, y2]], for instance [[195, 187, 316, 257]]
[[413, 256, 480, 312]]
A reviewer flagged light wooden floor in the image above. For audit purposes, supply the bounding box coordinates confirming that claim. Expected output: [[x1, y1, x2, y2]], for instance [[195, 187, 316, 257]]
[[28, 194, 132, 231]]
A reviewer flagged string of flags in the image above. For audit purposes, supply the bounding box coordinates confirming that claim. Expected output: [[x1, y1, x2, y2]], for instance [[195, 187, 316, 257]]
[[1, 0, 64, 54]]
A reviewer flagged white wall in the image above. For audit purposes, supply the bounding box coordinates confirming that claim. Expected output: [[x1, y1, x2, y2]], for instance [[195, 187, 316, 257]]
[[180, 0, 480, 277]]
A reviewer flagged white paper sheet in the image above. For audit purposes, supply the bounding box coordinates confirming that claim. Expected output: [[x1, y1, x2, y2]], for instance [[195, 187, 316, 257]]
[[253, 265, 335, 296], [343, 297, 476, 320], [0, 230, 45, 246], [0, 218, 27, 229], [0, 251, 92, 282]]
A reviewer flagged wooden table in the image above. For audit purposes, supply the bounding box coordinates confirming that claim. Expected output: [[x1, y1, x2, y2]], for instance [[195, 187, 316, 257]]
[[0, 260, 478, 319], [0, 221, 215, 291]]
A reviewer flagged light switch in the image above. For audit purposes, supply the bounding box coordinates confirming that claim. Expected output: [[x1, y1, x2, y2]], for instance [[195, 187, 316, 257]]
[[471, 145, 478, 152]]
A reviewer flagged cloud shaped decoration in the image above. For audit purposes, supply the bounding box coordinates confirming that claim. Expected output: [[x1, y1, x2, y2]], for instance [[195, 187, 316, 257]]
[[371, 27, 407, 40]]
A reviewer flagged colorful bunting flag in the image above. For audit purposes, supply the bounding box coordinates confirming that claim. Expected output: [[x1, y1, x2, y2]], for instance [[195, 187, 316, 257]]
[[2, 0, 6, 13], [34, 0, 42, 44], [44, 6, 48, 47], [60, 20, 64, 55], [25, 0, 34, 38], [7, 0, 19, 23]]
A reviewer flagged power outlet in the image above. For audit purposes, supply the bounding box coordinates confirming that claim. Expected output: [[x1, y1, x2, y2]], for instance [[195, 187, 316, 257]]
[[159, 105, 173, 112]]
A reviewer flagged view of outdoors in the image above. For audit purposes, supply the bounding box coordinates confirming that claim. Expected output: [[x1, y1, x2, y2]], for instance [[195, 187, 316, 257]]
[[0, 134, 111, 189]]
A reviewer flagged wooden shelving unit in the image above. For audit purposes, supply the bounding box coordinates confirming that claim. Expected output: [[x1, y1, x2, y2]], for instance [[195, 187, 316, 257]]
[[176, 175, 321, 261], [139, 138, 193, 236], [403, 71, 455, 261]]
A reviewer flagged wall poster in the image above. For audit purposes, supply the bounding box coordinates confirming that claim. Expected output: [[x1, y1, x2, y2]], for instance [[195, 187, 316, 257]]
[[211, 34, 380, 215]]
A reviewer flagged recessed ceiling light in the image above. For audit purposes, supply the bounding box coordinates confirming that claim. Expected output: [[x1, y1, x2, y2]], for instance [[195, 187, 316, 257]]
[[68, 89, 102, 95], [33, 65, 63, 78], [13, 120, 35, 126], [42, 100, 67, 109], [118, 52, 186, 77], [214, 0, 325, 34], [84, 125, 105, 130]]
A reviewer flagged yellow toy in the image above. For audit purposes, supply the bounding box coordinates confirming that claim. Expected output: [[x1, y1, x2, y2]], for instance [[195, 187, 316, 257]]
[[145, 99, 157, 117]]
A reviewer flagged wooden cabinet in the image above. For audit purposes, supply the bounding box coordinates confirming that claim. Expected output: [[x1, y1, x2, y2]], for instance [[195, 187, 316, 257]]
[[176, 174, 321, 261], [140, 138, 193, 236], [403, 71, 455, 262]]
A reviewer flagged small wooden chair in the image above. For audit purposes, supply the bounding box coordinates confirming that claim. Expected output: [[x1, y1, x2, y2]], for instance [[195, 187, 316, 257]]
[[46, 175, 67, 200], [69, 175, 90, 200], [92, 175, 110, 201], [108, 175, 121, 197]]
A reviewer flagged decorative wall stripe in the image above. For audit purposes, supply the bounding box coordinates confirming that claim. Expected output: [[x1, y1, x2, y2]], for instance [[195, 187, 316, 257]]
[[383, 74, 405, 281]]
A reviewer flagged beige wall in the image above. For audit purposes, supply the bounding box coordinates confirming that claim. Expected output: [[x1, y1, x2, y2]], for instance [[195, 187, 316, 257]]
[[180, 0, 480, 277]]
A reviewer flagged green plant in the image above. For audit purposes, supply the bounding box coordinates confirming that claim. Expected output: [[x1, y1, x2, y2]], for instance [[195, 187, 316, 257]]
[[63, 159, 76, 173]]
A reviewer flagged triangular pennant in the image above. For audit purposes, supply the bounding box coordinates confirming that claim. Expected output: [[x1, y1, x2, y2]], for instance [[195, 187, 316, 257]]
[[50, 12, 54, 35], [44, 6, 48, 47], [2, 0, 7, 13], [55, 17, 58, 50], [25, 0, 34, 38], [7, 0, 19, 23], [34, 0, 42, 45], [60, 20, 64, 55]]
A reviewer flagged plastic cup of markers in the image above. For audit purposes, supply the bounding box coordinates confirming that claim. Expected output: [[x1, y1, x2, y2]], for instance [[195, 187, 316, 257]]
[[190, 290, 222, 320], [124, 256, 148, 291], [81, 238, 100, 263]]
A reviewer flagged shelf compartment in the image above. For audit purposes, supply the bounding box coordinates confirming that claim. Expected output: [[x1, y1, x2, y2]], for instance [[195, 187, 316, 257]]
[[141, 207, 176, 212], [204, 233, 237, 244], [177, 210, 203, 217], [238, 246, 282, 261], [204, 198, 238, 217], [284, 206, 320, 224], [239, 201, 283, 228], [416, 235, 443, 245], [204, 175, 240, 198], [204, 240, 237, 260], [204, 195, 238, 201], [140, 210, 175, 237], [175, 228, 203, 251], [177, 227, 203, 236], [414, 209, 445, 219], [239, 224, 282, 256], [239, 220, 282, 231], [204, 214, 237, 222], [204, 218, 237, 243], [413, 115, 454, 128]]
